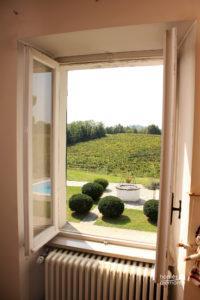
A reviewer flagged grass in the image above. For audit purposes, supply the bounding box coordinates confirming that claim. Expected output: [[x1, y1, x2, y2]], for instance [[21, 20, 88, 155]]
[[66, 185, 81, 201], [94, 208, 157, 232], [67, 168, 156, 186]]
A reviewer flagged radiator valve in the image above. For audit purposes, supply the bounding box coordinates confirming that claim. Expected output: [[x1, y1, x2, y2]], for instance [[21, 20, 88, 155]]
[[37, 255, 45, 264], [36, 247, 52, 264]]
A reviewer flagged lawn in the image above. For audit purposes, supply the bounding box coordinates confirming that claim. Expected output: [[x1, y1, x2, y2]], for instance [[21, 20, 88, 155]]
[[94, 208, 157, 232], [66, 186, 157, 232], [67, 168, 156, 186]]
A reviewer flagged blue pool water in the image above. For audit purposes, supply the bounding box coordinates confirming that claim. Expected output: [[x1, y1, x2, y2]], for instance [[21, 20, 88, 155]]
[[33, 180, 51, 195]]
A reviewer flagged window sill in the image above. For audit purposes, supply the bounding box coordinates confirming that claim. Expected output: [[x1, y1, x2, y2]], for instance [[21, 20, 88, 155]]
[[61, 221, 156, 250], [48, 232, 156, 263]]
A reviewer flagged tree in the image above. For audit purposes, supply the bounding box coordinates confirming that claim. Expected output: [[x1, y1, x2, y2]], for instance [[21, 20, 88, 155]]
[[147, 124, 161, 135], [106, 126, 114, 134], [133, 128, 138, 133], [113, 124, 125, 133], [66, 120, 106, 145]]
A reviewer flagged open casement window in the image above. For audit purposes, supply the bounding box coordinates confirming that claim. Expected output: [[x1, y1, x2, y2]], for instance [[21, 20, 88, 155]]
[[155, 27, 177, 282], [23, 27, 178, 272], [24, 48, 61, 253]]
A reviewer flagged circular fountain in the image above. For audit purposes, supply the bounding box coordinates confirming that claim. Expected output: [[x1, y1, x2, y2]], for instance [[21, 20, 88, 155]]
[[116, 183, 140, 202]]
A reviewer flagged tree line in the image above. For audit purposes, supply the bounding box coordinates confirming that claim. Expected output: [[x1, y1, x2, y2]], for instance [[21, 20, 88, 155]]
[[67, 121, 106, 145], [67, 121, 161, 145], [106, 124, 161, 135]]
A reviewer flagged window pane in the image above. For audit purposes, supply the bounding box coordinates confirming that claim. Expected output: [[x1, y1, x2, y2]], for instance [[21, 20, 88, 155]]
[[65, 66, 163, 246], [32, 60, 53, 237]]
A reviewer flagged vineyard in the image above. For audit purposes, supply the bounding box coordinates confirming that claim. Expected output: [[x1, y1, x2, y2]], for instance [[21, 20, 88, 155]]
[[67, 133, 161, 179]]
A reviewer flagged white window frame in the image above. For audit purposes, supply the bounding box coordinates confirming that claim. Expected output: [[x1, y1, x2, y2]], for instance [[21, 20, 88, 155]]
[[155, 27, 177, 282], [59, 58, 163, 251], [21, 27, 177, 277], [23, 48, 60, 253]]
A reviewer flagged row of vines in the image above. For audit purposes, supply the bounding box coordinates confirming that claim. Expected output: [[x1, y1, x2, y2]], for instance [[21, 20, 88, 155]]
[[67, 133, 161, 178]]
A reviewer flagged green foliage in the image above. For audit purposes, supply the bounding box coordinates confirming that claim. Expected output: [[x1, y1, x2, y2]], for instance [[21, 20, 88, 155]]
[[67, 133, 161, 178], [67, 120, 106, 145], [69, 193, 93, 214], [143, 199, 159, 223], [82, 182, 104, 202], [66, 186, 91, 222], [147, 124, 161, 135], [94, 178, 109, 190], [98, 196, 124, 218], [105, 124, 162, 135], [106, 124, 125, 134]]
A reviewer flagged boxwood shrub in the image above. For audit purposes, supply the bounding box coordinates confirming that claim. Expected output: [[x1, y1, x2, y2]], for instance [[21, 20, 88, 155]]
[[82, 182, 104, 202], [98, 196, 124, 218], [143, 199, 159, 223], [94, 178, 109, 190], [69, 194, 93, 214]]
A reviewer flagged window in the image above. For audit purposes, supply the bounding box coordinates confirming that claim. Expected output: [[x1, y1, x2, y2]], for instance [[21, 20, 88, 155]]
[[22, 27, 177, 282], [64, 64, 163, 247], [32, 60, 53, 237], [24, 49, 60, 252]]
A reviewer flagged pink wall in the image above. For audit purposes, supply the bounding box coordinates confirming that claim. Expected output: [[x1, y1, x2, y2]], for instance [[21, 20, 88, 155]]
[[1, 1, 200, 299], [1, 0, 200, 38]]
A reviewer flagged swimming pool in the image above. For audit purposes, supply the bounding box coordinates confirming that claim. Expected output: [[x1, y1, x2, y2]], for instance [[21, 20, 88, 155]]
[[33, 180, 51, 195]]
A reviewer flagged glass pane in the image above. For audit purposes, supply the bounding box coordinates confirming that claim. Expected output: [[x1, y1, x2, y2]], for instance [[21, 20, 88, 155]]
[[32, 60, 53, 237]]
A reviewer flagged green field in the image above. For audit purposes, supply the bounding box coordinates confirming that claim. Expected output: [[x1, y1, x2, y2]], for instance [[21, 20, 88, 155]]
[[67, 133, 161, 179], [66, 133, 160, 231]]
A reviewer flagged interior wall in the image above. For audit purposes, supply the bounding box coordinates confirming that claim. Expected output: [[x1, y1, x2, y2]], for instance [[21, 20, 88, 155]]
[[0, 35, 20, 300], [1, 1, 200, 300]]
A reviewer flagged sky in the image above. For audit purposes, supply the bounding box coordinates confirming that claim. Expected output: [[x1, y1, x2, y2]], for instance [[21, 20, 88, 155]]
[[67, 65, 163, 128]]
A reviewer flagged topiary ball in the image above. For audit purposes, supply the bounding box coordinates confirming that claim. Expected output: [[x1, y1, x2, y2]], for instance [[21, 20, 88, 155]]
[[143, 199, 159, 223], [82, 182, 104, 202], [69, 194, 93, 214], [98, 196, 124, 218], [94, 178, 109, 190]]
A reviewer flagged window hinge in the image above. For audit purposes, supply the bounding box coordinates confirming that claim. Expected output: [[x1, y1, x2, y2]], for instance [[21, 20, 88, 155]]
[[170, 193, 182, 224]]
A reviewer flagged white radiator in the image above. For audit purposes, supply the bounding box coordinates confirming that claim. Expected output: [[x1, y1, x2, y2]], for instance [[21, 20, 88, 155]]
[[45, 250, 168, 300]]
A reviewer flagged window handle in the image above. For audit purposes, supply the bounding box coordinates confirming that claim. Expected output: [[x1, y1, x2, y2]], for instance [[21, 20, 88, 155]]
[[170, 193, 182, 224]]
